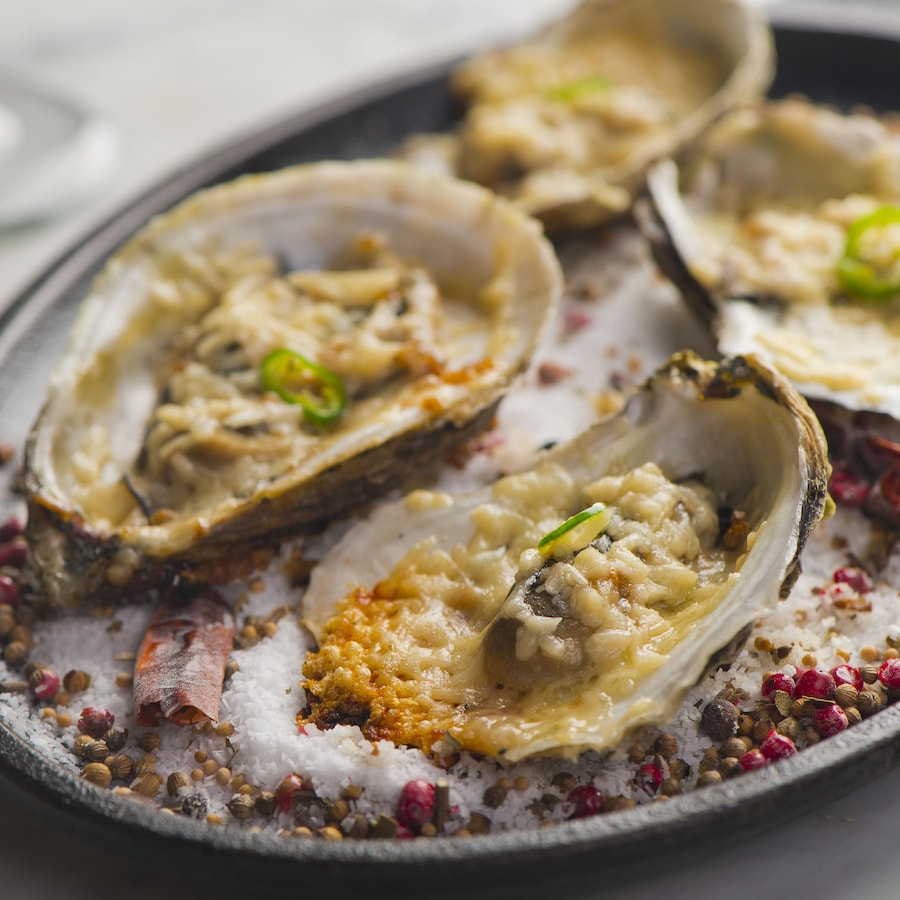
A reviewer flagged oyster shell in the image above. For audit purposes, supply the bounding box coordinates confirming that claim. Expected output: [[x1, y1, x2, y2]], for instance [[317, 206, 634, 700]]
[[641, 100, 900, 420], [25, 160, 561, 606], [300, 353, 829, 761], [401, 0, 773, 230]]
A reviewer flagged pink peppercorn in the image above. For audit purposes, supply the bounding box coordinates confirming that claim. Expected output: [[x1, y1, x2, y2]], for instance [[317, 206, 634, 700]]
[[396, 779, 436, 829], [830, 665, 863, 691], [634, 764, 664, 796], [76, 707, 115, 739], [275, 773, 306, 813], [0, 518, 24, 544], [793, 668, 836, 701], [828, 467, 869, 508], [759, 729, 797, 761], [814, 704, 849, 737], [738, 749, 767, 772], [0, 575, 19, 606], [0, 541, 27, 569], [832, 567, 873, 594], [567, 784, 604, 818], [761, 672, 795, 699], [32, 669, 60, 701], [879, 658, 900, 690]]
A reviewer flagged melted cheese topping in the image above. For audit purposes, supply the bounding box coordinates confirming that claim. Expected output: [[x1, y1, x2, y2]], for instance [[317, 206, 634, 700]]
[[692, 194, 900, 399], [300, 462, 747, 760], [452, 25, 724, 213], [66, 237, 499, 527]]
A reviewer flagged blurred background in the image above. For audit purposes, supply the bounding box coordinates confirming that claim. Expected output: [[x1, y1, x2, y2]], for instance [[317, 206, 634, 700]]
[[2, 1, 900, 897]]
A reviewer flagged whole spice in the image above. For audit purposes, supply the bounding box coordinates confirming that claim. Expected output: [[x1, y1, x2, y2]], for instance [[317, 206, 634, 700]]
[[858, 690, 886, 717], [653, 733, 678, 759], [29, 668, 60, 701], [759, 730, 797, 761], [102, 728, 127, 752], [227, 794, 255, 820], [180, 794, 209, 820], [775, 716, 802, 742], [878, 658, 900, 690], [107, 755, 135, 781], [634, 764, 663, 796], [0, 604, 14, 638], [396, 779, 436, 829], [482, 784, 508, 809], [696, 771, 723, 787], [275, 773, 306, 813], [82, 762, 112, 788], [761, 672, 795, 699], [567, 784, 604, 818], [62, 670, 90, 694], [255, 792, 277, 817], [700, 697, 739, 742], [3, 641, 29, 667], [167, 771, 191, 796], [793, 669, 836, 701], [814, 704, 849, 737], [721, 736, 752, 760], [738, 750, 767, 772], [718, 757, 742, 779], [132, 773, 163, 798], [77, 706, 114, 739], [82, 740, 110, 763], [342, 813, 370, 839], [0, 576, 20, 607], [831, 665, 863, 691], [834, 684, 859, 708]]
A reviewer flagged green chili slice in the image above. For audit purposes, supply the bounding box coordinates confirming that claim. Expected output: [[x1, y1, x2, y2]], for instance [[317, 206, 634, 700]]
[[537, 502, 611, 559], [260, 349, 346, 426], [544, 76, 612, 103], [837, 205, 900, 301]]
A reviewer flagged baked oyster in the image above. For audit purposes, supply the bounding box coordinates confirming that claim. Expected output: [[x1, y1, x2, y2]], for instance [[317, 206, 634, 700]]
[[25, 160, 561, 606], [642, 100, 900, 418], [401, 0, 773, 230], [300, 353, 829, 761]]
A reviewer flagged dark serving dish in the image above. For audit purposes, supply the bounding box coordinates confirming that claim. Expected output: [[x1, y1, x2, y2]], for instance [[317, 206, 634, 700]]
[[2, 8, 900, 896]]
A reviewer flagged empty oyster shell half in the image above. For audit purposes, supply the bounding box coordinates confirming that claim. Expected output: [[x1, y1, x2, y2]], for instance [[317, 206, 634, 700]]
[[25, 160, 561, 606], [401, 0, 773, 230], [641, 99, 900, 421], [300, 353, 829, 761]]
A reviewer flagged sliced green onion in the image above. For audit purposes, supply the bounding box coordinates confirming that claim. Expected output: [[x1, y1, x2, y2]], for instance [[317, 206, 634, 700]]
[[260, 348, 346, 426], [537, 502, 611, 558], [544, 76, 612, 103], [837, 205, 900, 301]]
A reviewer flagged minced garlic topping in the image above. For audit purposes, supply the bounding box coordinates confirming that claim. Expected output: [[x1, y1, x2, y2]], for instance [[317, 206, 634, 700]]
[[451, 24, 723, 213], [300, 461, 749, 760], [692, 194, 900, 398], [68, 236, 498, 525]]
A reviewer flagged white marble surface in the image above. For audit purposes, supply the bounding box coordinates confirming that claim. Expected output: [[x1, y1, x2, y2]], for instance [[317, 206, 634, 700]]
[[2, 1, 900, 897]]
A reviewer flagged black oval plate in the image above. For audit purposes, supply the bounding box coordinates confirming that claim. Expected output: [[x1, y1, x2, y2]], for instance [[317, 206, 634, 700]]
[[2, 10, 900, 897]]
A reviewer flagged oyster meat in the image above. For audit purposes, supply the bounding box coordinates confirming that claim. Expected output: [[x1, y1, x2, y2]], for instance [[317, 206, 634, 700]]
[[401, 0, 773, 230], [25, 161, 561, 606], [300, 354, 829, 761], [642, 100, 900, 420]]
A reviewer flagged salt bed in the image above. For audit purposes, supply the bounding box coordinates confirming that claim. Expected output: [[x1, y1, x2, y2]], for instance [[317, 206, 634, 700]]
[[1, 226, 899, 835]]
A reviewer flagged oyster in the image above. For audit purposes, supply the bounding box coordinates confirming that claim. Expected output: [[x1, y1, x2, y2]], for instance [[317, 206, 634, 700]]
[[401, 0, 773, 230], [641, 100, 900, 420], [300, 353, 829, 761], [25, 160, 561, 606]]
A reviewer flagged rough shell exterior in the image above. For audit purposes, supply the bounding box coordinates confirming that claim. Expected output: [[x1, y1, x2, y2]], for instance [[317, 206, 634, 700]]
[[24, 160, 562, 606]]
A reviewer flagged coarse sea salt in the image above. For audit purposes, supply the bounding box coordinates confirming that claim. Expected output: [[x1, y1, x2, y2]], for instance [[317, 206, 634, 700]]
[[2, 225, 900, 836]]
